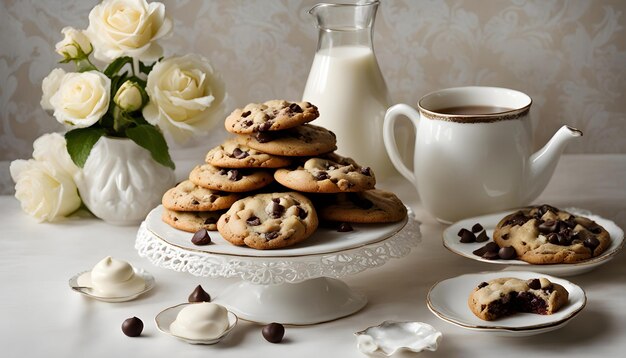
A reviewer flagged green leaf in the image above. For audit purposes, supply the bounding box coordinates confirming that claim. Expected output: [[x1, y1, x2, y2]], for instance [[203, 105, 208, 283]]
[[65, 127, 107, 168], [139, 58, 161, 75], [125, 125, 175, 170], [104, 56, 133, 78]]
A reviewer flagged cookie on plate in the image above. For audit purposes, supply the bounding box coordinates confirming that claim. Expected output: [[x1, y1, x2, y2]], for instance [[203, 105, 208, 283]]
[[235, 124, 336, 157], [274, 153, 375, 193], [189, 164, 274, 193], [217, 192, 318, 249], [493, 204, 611, 264], [468, 277, 569, 321], [225, 100, 319, 134], [162, 208, 224, 232], [205, 139, 292, 169], [316, 189, 407, 223], [162, 180, 241, 211]]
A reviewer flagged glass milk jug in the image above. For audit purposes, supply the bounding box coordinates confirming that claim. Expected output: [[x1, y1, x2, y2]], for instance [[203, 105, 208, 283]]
[[302, 1, 395, 178]]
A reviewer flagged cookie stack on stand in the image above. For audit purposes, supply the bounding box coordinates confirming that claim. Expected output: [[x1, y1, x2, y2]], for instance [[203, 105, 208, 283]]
[[161, 100, 407, 250]]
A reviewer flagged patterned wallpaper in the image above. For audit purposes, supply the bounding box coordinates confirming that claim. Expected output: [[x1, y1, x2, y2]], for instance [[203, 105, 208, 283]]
[[1, 0, 626, 194]]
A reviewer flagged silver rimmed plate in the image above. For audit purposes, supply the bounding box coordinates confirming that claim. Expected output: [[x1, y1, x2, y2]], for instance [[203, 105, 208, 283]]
[[155, 303, 238, 344], [68, 268, 155, 303], [427, 271, 586, 337], [442, 208, 624, 276]]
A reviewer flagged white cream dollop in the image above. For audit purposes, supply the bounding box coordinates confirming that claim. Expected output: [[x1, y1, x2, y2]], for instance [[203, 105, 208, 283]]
[[79, 256, 145, 297], [169, 302, 230, 340]]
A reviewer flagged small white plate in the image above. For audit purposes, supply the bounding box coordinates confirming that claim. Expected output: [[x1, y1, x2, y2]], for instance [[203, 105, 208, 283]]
[[427, 271, 586, 337], [442, 208, 624, 276], [155, 303, 238, 345], [68, 268, 155, 303]]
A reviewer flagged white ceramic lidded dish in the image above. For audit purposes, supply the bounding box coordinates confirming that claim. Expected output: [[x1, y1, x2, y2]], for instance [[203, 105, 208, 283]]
[[427, 271, 586, 337], [442, 208, 624, 276], [155, 303, 238, 345], [355, 321, 442, 356], [68, 268, 155, 303]]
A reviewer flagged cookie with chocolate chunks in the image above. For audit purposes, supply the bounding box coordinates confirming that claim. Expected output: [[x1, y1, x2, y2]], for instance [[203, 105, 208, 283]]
[[234, 124, 337, 157], [493, 204, 611, 264], [205, 139, 292, 169], [162, 180, 240, 211], [217, 192, 318, 249], [189, 164, 274, 193], [317, 189, 406, 223], [225, 100, 319, 134], [161, 208, 224, 232], [274, 153, 375, 193]]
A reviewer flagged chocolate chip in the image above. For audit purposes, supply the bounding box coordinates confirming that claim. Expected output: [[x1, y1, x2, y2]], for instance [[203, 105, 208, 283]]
[[241, 110, 251, 117], [121, 317, 143, 337], [337, 222, 353, 232], [504, 211, 529, 226], [227, 169, 242, 181], [288, 103, 303, 113], [482, 251, 500, 260], [538, 204, 559, 217], [558, 234, 570, 245], [583, 237, 600, 250], [265, 231, 280, 240], [258, 121, 273, 132], [458, 228, 470, 237], [247, 216, 261, 226], [255, 131, 274, 143], [498, 246, 517, 260], [477, 282, 489, 289], [191, 199, 200, 205], [471, 223, 483, 233], [262, 322, 285, 343], [563, 216, 577, 228], [244, 119, 253, 127], [501, 233, 509, 240], [191, 229, 212, 245], [547, 232, 559, 244], [538, 220, 557, 234], [475, 231, 489, 242], [188, 285, 211, 303], [272, 198, 280, 203], [360, 167, 372, 176], [314, 171, 330, 181], [232, 147, 249, 159], [459, 229, 476, 243], [270, 202, 285, 218], [296, 206, 308, 220], [473, 242, 499, 256], [527, 279, 541, 290]]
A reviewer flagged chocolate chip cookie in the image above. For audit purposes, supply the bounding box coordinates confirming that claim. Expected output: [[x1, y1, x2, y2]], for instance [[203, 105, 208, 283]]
[[189, 164, 274, 193], [468, 277, 569, 321], [493, 204, 611, 264], [162, 208, 224, 232], [162, 180, 241, 211], [205, 139, 292, 169], [217, 192, 318, 249], [274, 153, 375, 193], [317, 189, 407, 223], [225, 100, 319, 134], [235, 124, 337, 157]]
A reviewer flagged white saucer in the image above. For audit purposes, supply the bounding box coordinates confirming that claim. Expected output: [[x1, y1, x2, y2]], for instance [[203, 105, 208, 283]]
[[427, 271, 586, 337], [442, 208, 624, 276], [68, 268, 155, 302], [155, 303, 238, 344]]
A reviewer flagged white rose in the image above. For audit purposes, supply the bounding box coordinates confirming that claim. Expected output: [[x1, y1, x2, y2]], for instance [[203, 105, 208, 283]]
[[10, 159, 81, 222], [143, 54, 226, 142], [114, 80, 144, 112], [32, 133, 80, 179], [40, 68, 66, 111], [85, 0, 172, 62], [50, 71, 111, 128], [55, 27, 93, 60]]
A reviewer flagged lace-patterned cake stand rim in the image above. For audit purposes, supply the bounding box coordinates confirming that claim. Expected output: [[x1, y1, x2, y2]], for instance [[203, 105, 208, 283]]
[[135, 209, 421, 324]]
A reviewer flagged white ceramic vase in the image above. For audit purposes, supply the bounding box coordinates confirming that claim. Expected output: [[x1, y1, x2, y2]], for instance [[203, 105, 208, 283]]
[[74, 137, 175, 225]]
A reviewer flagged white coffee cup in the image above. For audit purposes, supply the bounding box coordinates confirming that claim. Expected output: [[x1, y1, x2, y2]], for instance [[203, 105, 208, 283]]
[[383, 86, 582, 223]]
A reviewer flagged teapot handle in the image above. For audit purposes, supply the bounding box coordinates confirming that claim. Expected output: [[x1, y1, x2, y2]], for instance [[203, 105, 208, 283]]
[[383, 104, 420, 184]]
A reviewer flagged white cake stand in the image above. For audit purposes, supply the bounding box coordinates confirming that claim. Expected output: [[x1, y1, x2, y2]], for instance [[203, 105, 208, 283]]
[[135, 206, 421, 325]]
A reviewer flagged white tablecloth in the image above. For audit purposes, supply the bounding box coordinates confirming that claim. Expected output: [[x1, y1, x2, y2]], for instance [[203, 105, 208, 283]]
[[1, 154, 625, 358]]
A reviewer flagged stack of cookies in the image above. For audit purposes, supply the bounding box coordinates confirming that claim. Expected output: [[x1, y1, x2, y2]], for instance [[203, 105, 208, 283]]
[[161, 100, 407, 250]]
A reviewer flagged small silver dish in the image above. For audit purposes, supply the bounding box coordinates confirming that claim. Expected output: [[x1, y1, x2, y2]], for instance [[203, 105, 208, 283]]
[[155, 303, 238, 345], [68, 268, 155, 303]]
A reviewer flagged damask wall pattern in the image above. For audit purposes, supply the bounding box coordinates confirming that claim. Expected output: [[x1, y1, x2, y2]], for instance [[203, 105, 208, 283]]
[[1, 0, 625, 194]]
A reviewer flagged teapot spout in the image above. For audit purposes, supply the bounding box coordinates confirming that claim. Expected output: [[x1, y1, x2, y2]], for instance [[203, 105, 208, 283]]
[[524, 125, 583, 202]]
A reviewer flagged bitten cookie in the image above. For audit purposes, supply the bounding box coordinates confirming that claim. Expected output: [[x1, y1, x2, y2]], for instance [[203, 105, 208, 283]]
[[162, 180, 240, 211], [217, 192, 318, 250], [225, 100, 319, 134], [468, 277, 569, 321], [493, 204, 611, 264], [235, 124, 337, 157], [189, 164, 274, 193], [205, 139, 292, 169], [317, 189, 407, 223], [274, 153, 375, 193], [162, 208, 224, 232]]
